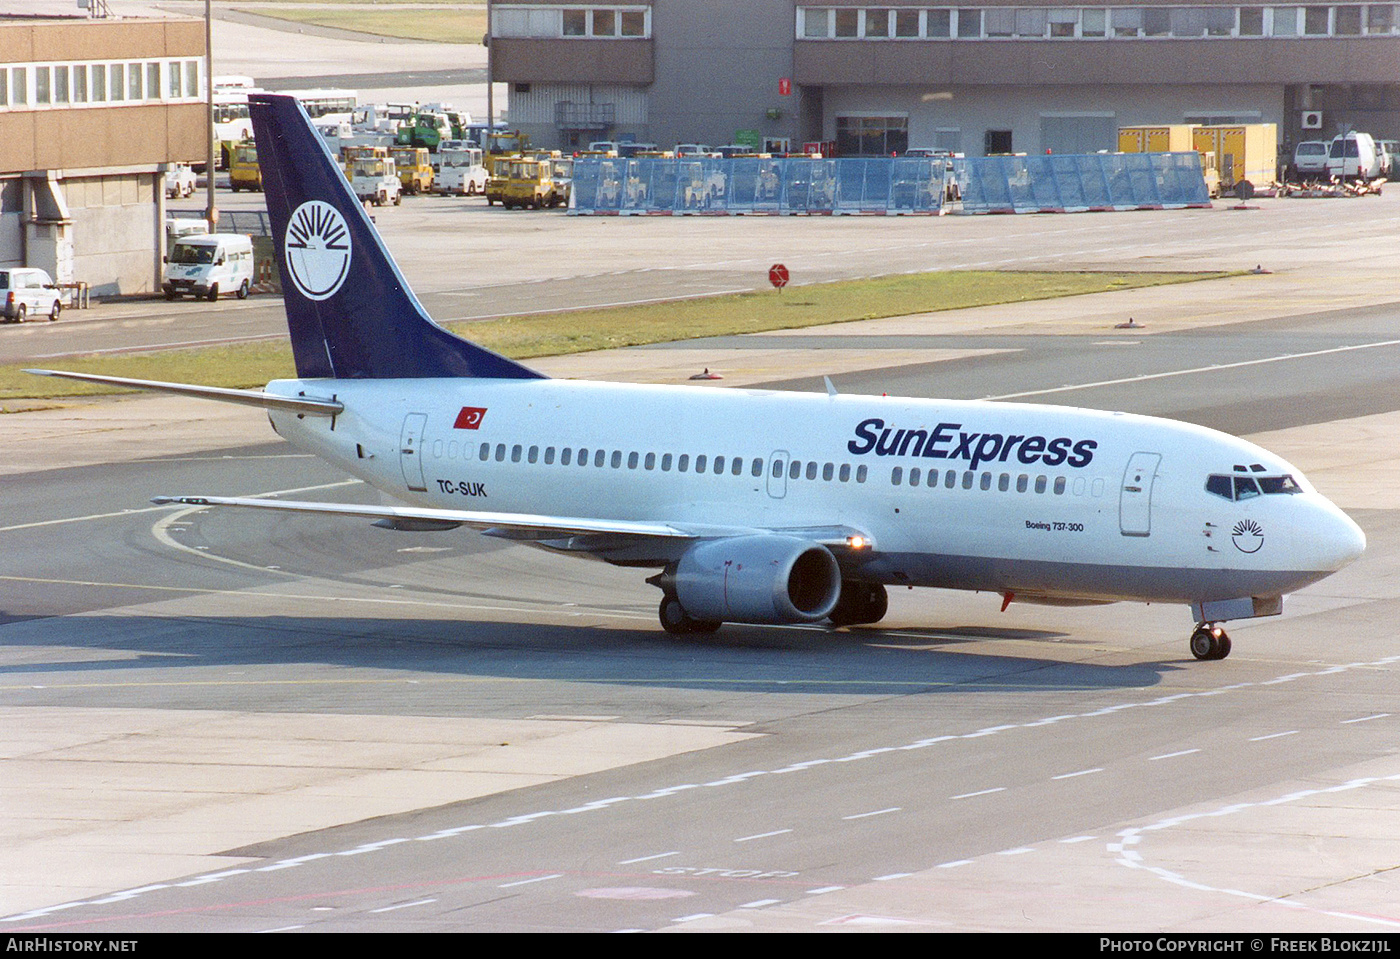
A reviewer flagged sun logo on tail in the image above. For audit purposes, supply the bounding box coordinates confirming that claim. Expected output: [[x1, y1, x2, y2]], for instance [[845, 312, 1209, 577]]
[[1231, 519, 1264, 553], [285, 200, 351, 301]]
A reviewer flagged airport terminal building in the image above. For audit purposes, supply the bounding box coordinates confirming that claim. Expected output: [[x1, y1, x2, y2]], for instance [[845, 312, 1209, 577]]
[[0, 14, 206, 296], [491, 1, 1400, 156]]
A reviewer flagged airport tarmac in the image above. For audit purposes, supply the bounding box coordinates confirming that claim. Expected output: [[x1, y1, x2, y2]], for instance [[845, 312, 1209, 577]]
[[5, 7, 1400, 933], [4, 191, 1400, 931]]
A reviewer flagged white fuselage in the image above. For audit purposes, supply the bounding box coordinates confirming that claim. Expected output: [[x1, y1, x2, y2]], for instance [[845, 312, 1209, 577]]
[[265, 376, 1364, 610]]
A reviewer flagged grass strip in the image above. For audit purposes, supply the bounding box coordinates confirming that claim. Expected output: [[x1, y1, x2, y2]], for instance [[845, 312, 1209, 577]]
[[0, 270, 1226, 404]]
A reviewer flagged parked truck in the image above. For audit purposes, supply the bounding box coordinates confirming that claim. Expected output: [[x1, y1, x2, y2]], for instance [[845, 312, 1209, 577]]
[[228, 142, 262, 192], [389, 146, 435, 195], [501, 155, 571, 209], [349, 154, 402, 206], [435, 146, 489, 196]]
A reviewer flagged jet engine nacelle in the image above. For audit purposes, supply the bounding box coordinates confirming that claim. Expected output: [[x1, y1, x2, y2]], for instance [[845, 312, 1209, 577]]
[[675, 535, 842, 624]]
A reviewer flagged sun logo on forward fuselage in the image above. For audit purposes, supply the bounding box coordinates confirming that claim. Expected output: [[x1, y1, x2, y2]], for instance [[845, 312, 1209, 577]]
[[1231, 519, 1264, 553], [285, 200, 351, 301]]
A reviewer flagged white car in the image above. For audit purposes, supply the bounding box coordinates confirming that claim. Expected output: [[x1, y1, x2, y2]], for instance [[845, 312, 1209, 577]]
[[1, 267, 63, 322], [1291, 140, 1330, 180]]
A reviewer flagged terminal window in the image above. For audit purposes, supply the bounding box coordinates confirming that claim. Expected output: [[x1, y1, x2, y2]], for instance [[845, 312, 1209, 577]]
[[836, 116, 909, 155]]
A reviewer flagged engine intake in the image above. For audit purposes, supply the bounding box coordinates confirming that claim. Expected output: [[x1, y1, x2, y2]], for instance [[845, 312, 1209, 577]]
[[675, 535, 841, 624]]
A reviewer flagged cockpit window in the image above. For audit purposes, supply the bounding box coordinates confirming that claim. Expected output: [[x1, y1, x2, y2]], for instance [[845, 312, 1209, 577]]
[[1205, 475, 1233, 499], [1205, 473, 1302, 501], [1257, 474, 1302, 494]]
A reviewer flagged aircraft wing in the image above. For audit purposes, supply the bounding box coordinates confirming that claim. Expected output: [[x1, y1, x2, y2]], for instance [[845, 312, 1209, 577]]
[[151, 495, 873, 553]]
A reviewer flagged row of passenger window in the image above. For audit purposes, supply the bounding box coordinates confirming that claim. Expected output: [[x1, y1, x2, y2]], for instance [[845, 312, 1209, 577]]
[[430, 438, 1109, 498], [433, 439, 876, 483], [892, 465, 1107, 497]]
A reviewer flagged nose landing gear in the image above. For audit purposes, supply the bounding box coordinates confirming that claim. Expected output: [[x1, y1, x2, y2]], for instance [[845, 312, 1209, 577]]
[[1189, 624, 1232, 660]]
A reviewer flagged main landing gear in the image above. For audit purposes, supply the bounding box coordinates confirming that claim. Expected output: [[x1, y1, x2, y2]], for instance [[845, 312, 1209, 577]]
[[1189, 624, 1232, 661], [658, 595, 721, 635], [828, 581, 888, 627]]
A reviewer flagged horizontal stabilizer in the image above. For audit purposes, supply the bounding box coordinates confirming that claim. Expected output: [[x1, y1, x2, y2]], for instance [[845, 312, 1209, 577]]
[[24, 370, 343, 415]]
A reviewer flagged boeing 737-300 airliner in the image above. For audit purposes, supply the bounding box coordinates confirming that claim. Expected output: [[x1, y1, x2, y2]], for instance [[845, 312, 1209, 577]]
[[28, 94, 1366, 661]]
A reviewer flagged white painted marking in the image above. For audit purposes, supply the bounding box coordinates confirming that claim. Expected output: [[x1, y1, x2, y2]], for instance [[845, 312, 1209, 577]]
[[951, 787, 1005, 800], [32, 331, 285, 359], [22, 657, 1400, 925], [937, 860, 973, 869], [739, 899, 781, 909], [151, 479, 363, 573], [998, 847, 1035, 856], [842, 807, 901, 820], [988, 337, 1400, 401], [499, 874, 563, 888], [673, 913, 716, 923], [1114, 771, 1400, 929], [735, 829, 793, 842], [1052, 767, 1104, 780], [256, 925, 306, 933], [1249, 730, 1300, 742], [618, 851, 680, 865], [1342, 713, 1390, 724], [338, 838, 410, 855], [1, 506, 170, 533], [371, 898, 438, 913], [175, 869, 251, 886], [873, 873, 912, 881], [1059, 835, 1097, 844], [1150, 748, 1201, 761], [257, 853, 332, 871]]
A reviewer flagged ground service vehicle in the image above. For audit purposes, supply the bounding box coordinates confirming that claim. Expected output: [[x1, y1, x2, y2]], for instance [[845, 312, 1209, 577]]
[[484, 157, 514, 206], [1379, 140, 1398, 180], [1291, 141, 1330, 179], [340, 144, 387, 176], [164, 164, 197, 198], [485, 130, 530, 163], [1, 268, 63, 322], [1327, 132, 1384, 180], [501, 156, 570, 209], [435, 147, 488, 195], [389, 147, 435, 195], [162, 234, 255, 302], [350, 155, 401, 206], [228, 143, 262, 192], [397, 112, 452, 151], [29, 94, 1368, 663]]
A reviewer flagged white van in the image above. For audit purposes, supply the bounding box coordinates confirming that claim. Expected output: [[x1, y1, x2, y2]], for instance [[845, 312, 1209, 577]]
[[162, 234, 255, 302], [1326, 132, 1383, 180]]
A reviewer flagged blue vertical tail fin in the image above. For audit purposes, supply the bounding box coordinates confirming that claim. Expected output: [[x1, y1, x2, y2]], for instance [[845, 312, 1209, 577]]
[[249, 93, 544, 381]]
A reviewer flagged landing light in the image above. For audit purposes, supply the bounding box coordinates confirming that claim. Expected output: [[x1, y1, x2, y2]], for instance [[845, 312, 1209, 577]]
[[847, 535, 870, 550]]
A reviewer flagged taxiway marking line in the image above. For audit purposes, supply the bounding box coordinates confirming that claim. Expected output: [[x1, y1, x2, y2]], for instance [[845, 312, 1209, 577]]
[[951, 787, 1005, 800], [13, 655, 1399, 926], [842, 807, 901, 820], [0, 479, 360, 533], [987, 337, 1400, 401]]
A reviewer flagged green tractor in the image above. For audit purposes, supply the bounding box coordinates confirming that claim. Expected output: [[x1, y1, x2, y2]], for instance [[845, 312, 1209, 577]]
[[396, 112, 452, 151]]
